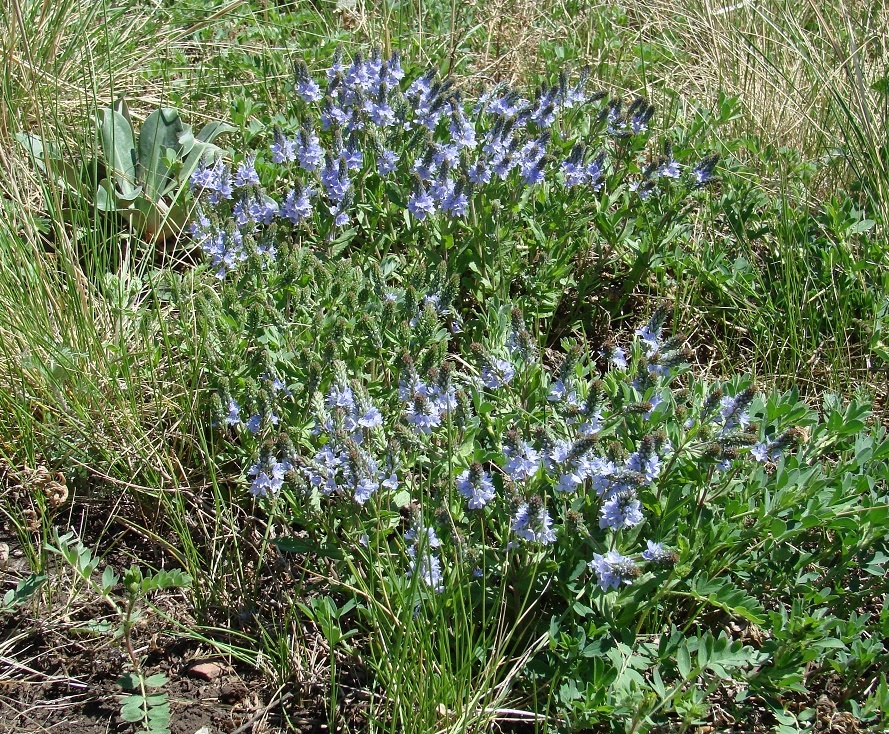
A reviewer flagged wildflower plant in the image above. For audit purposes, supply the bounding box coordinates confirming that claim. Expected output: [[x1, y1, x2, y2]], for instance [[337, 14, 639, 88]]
[[183, 52, 889, 732], [194, 221, 888, 727], [189, 49, 719, 322]]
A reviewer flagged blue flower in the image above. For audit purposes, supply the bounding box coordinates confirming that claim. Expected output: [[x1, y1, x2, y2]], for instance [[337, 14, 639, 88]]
[[481, 358, 515, 389], [467, 158, 491, 184], [196, 226, 245, 279], [406, 525, 442, 549], [354, 477, 378, 505], [225, 398, 242, 426], [413, 153, 438, 182], [233, 155, 260, 188], [642, 540, 676, 565], [247, 456, 293, 498], [719, 393, 752, 431], [191, 159, 233, 203], [376, 149, 399, 175], [405, 70, 434, 101], [609, 346, 628, 370], [294, 59, 322, 102], [432, 143, 460, 169], [405, 394, 442, 433], [626, 438, 663, 483], [491, 151, 517, 179], [628, 98, 655, 134], [628, 178, 656, 200], [589, 551, 638, 590], [329, 204, 349, 227], [407, 186, 436, 221], [503, 440, 541, 482], [357, 406, 383, 428], [407, 549, 444, 593], [635, 323, 662, 356], [487, 90, 528, 118], [383, 52, 405, 85], [561, 159, 588, 188], [429, 175, 455, 205], [658, 159, 681, 179], [449, 105, 477, 149], [692, 154, 719, 187], [320, 98, 349, 130], [341, 144, 363, 171], [441, 188, 469, 218], [511, 501, 557, 544], [586, 152, 606, 190], [406, 523, 444, 592], [296, 77, 321, 103], [456, 463, 496, 509], [599, 489, 644, 530], [297, 128, 324, 172], [270, 129, 297, 164], [321, 157, 351, 202], [521, 160, 546, 185], [247, 196, 279, 225], [327, 382, 355, 411], [280, 186, 314, 224]]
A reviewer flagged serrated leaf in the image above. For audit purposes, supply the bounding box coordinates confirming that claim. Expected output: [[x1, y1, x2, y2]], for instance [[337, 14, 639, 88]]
[[142, 674, 168, 688]]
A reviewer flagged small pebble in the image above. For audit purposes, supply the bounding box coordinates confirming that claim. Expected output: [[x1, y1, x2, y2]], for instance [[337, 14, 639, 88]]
[[185, 661, 225, 681]]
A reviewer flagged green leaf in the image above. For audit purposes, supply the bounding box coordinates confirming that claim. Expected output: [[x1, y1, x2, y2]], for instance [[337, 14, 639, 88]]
[[118, 672, 142, 690], [120, 695, 146, 722], [689, 576, 766, 625], [273, 537, 346, 560], [143, 568, 192, 592], [98, 106, 138, 198], [1, 574, 47, 611], [677, 644, 692, 679], [101, 565, 118, 594], [73, 620, 114, 636], [95, 178, 117, 212], [142, 674, 169, 688], [138, 108, 187, 201], [195, 120, 237, 144]]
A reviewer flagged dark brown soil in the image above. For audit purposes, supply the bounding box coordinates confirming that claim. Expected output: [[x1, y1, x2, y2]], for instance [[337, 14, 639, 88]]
[[0, 612, 328, 734]]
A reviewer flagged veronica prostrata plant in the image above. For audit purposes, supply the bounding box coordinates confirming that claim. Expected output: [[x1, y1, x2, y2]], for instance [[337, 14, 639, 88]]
[[181, 51, 887, 733], [188, 227, 887, 729], [188, 49, 717, 321]]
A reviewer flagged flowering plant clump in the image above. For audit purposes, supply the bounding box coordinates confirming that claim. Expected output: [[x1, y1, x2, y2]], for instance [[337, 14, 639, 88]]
[[184, 52, 889, 731], [186, 48, 719, 335], [215, 292, 808, 599]]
